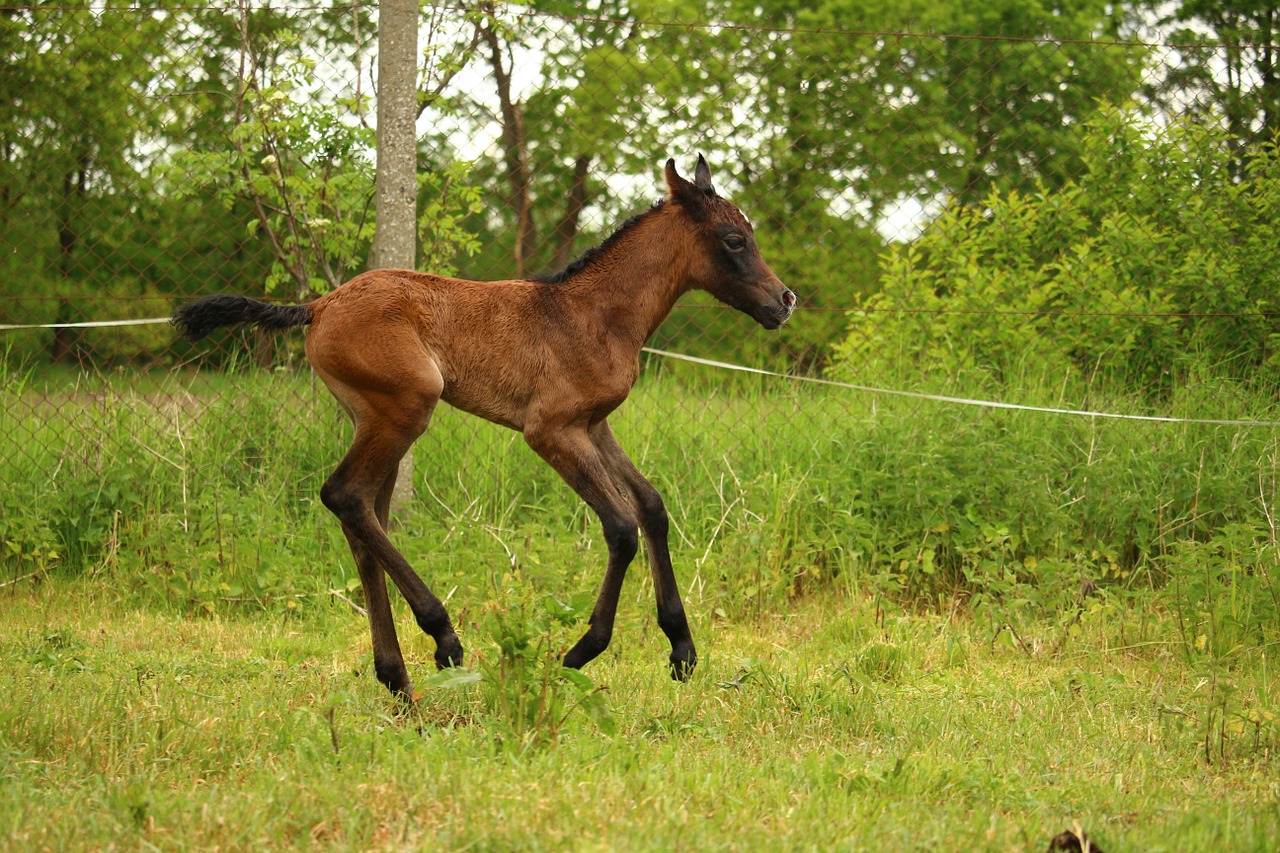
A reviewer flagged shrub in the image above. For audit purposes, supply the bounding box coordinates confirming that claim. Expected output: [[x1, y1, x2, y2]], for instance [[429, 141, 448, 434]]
[[832, 108, 1280, 395]]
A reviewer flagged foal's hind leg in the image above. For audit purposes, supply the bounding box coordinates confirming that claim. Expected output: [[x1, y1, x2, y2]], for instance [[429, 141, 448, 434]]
[[339, 469, 412, 697], [591, 421, 697, 680], [317, 364, 463, 695]]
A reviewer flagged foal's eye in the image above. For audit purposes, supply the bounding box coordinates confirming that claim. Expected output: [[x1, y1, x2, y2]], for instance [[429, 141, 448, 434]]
[[723, 234, 746, 251]]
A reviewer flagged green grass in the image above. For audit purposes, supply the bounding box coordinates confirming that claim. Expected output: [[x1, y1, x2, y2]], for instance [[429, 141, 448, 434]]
[[3, 363, 1280, 849], [2, 579, 1278, 850]]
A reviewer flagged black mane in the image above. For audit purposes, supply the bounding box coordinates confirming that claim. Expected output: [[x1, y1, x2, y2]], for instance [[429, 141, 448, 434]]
[[530, 199, 666, 285]]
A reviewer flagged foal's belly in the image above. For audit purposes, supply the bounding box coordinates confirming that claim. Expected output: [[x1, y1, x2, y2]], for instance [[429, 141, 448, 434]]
[[439, 382, 528, 432], [439, 374, 631, 436]]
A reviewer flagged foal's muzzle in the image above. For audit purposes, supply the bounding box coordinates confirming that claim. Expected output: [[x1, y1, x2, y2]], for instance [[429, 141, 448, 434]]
[[772, 287, 798, 327], [749, 283, 797, 330]]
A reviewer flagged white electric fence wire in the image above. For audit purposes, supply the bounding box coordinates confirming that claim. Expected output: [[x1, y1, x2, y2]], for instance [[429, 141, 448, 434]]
[[639, 347, 1280, 428], [2, 316, 1276, 427], [0, 318, 173, 330]]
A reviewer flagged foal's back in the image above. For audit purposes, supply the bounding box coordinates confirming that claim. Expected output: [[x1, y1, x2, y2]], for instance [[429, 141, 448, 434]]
[[304, 268, 628, 432]]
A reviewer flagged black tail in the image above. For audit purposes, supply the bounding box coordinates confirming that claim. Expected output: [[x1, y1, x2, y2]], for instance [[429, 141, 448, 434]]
[[171, 294, 313, 342]]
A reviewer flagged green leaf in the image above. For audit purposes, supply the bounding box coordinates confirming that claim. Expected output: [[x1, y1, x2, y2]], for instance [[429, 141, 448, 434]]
[[423, 668, 483, 690]]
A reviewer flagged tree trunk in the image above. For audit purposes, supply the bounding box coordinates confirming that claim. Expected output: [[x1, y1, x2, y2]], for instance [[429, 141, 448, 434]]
[[0, 140, 10, 230], [372, 0, 418, 514], [550, 155, 591, 272], [1260, 7, 1279, 143], [372, 0, 418, 273], [52, 158, 88, 365], [481, 17, 536, 276]]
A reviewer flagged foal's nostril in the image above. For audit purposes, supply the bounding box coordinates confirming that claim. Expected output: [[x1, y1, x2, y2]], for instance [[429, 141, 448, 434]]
[[781, 289, 797, 311]]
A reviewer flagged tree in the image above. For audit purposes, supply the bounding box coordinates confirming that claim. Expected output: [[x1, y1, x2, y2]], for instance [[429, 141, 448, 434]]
[[1147, 0, 1280, 174], [371, 0, 418, 273], [452, 0, 729, 279], [733, 0, 1147, 211], [1, 4, 180, 363], [373, 0, 418, 512]]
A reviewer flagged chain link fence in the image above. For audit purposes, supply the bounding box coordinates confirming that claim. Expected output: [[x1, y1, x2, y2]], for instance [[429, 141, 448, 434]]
[[5, 2, 1280, 477]]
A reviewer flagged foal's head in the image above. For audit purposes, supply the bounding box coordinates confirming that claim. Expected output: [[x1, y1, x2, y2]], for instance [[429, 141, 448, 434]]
[[665, 156, 797, 330]]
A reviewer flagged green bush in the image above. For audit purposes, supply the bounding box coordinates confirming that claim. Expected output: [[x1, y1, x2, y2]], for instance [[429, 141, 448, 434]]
[[833, 108, 1280, 395]]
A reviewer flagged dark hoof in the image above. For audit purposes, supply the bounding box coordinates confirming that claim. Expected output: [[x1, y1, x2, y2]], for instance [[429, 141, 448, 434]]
[[434, 635, 464, 669], [668, 646, 697, 682], [375, 662, 414, 699]]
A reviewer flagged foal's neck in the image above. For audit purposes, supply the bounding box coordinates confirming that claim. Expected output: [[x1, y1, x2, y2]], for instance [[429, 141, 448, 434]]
[[572, 210, 694, 352]]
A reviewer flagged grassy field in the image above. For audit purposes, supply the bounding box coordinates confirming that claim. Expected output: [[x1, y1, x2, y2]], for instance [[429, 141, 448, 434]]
[[3, 364, 1280, 849], [3, 575, 1278, 850]]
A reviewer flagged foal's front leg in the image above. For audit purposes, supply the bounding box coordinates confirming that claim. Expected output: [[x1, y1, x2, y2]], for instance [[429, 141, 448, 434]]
[[590, 421, 697, 680], [523, 422, 640, 670]]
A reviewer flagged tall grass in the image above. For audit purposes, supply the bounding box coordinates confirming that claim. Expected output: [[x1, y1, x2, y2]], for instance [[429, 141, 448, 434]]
[[4, 358, 1279, 645]]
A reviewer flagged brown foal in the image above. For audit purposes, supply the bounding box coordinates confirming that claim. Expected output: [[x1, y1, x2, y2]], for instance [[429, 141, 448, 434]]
[[172, 156, 796, 698]]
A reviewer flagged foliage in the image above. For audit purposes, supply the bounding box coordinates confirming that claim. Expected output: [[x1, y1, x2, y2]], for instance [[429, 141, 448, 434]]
[[0, 5, 213, 365], [832, 109, 1280, 393], [0, 5, 175, 216], [1160, 524, 1280, 666], [1147, 0, 1280, 172], [170, 55, 377, 299], [740, 0, 1146, 209], [425, 582, 615, 749], [7, 363, 1280, 626], [1, 0, 483, 354], [417, 160, 486, 276]]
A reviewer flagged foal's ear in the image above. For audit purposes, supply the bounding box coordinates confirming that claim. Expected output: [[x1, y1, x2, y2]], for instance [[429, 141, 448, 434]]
[[693, 154, 714, 193], [664, 158, 692, 198], [665, 156, 716, 214]]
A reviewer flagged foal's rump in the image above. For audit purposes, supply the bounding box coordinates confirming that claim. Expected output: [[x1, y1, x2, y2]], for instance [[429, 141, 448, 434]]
[[306, 277, 445, 407]]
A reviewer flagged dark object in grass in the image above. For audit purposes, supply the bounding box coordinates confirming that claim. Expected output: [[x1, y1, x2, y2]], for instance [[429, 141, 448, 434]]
[[172, 156, 796, 699], [1048, 827, 1105, 853]]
